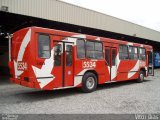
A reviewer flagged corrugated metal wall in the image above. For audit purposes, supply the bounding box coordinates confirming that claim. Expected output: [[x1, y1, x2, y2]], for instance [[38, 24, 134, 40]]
[[0, 0, 160, 42]]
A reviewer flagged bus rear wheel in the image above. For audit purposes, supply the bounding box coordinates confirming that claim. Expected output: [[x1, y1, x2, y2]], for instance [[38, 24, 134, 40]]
[[136, 70, 145, 83], [81, 72, 97, 93]]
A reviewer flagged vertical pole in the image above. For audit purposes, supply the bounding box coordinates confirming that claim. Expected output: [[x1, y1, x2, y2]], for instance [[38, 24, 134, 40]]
[[8, 33, 12, 62]]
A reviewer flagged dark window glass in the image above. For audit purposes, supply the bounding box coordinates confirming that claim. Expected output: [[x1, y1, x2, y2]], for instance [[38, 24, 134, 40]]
[[95, 51, 103, 59], [95, 42, 103, 51], [86, 51, 95, 59], [154, 53, 160, 59], [119, 45, 128, 60], [86, 41, 103, 59], [77, 39, 85, 59], [105, 49, 110, 65], [129, 46, 138, 60], [38, 34, 50, 58], [86, 41, 94, 51], [54, 44, 62, 66], [148, 51, 153, 64], [66, 45, 72, 66], [112, 49, 116, 65], [139, 48, 146, 60]]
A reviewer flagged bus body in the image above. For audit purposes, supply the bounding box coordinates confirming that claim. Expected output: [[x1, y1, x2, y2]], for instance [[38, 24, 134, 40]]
[[9, 27, 154, 92], [154, 52, 160, 67]]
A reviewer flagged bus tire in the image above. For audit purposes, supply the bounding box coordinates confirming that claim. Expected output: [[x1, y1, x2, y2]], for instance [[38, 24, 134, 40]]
[[136, 70, 145, 83], [81, 72, 97, 93]]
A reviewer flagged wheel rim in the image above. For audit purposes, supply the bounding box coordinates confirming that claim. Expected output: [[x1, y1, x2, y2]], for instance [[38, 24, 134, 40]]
[[86, 77, 95, 90], [140, 73, 144, 81]]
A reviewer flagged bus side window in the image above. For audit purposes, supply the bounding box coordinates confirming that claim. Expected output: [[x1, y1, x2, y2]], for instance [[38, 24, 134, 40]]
[[112, 49, 116, 66], [105, 48, 110, 65], [129, 46, 138, 60], [119, 45, 128, 60], [148, 51, 153, 64], [66, 45, 72, 66], [54, 44, 62, 66], [77, 39, 85, 59], [86, 41, 94, 59], [38, 34, 51, 59], [139, 48, 146, 60], [86, 41, 103, 59], [95, 42, 103, 59]]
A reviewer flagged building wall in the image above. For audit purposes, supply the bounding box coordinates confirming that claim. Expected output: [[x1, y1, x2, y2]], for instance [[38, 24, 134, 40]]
[[0, 0, 160, 41]]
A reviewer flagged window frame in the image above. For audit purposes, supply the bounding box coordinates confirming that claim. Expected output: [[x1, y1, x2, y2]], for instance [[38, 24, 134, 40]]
[[119, 44, 129, 60], [76, 38, 86, 59], [111, 48, 116, 66], [138, 47, 146, 61], [128, 46, 138, 60], [86, 40, 103, 60], [38, 33, 51, 59], [54, 43, 62, 66], [105, 48, 110, 66], [66, 44, 73, 66]]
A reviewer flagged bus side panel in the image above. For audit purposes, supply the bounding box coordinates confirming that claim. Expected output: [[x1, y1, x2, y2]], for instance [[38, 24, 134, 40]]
[[117, 60, 129, 81], [127, 60, 139, 80], [95, 60, 106, 84], [38, 35, 63, 90], [74, 39, 106, 86]]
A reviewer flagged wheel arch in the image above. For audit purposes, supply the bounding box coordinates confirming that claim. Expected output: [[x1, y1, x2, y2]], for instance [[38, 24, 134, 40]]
[[84, 70, 98, 83]]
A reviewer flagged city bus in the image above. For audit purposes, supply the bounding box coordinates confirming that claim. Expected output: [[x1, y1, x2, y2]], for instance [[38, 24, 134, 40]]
[[154, 52, 160, 67], [8, 27, 154, 92]]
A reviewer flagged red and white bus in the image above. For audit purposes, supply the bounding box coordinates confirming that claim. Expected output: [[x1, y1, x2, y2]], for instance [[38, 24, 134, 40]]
[[9, 27, 154, 92]]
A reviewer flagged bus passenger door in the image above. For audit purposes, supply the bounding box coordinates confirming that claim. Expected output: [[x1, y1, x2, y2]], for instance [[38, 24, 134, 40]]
[[53, 42, 63, 88], [64, 42, 74, 87], [105, 47, 117, 81], [148, 51, 154, 76], [111, 48, 117, 81], [105, 47, 111, 81], [53, 42, 74, 87]]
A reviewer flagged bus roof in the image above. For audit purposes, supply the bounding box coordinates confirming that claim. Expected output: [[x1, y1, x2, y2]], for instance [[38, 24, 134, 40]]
[[14, 26, 152, 49]]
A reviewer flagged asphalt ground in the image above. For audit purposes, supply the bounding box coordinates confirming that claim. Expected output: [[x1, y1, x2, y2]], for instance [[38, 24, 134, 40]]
[[0, 69, 160, 114]]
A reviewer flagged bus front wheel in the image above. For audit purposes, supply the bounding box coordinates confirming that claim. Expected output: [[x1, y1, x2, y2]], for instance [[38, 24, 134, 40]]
[[81, 72, 97, 93]]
